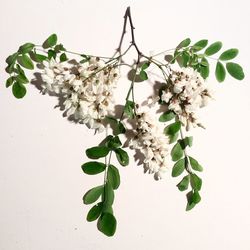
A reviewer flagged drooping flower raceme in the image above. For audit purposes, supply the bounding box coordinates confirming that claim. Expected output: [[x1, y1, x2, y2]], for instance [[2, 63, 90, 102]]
[[161, 67, 213, 130], [129, 107, 170, 180], [41, 57, 119, 132]]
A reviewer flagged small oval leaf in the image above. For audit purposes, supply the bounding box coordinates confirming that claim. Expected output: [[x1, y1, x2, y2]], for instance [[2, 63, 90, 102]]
[[219, 48, 239, 61], [81, 161, 106, 175], [172, 158, 185, 177], [159, 110, 175, 122], [107, 165, 120, 190], [205, 41, 222, 56], [43, 34, 58, 48], [193, 39, 208, 51], [226, 62, 245, 80], [215, 61, 226, 82], [86, 146, 110, 159], [114, 148, 129, 166], [17, 54, 34, 70], [12, 82, 26, 99], [87, 202, 103, 222], [83, 185, 103, 205], [97, 212, 117, 237], [171, 142, 184, 161], [164, 121, 181, 136]]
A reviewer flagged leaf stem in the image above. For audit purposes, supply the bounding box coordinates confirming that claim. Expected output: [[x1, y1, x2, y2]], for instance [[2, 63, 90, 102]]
[[178, 121, 193, 174]]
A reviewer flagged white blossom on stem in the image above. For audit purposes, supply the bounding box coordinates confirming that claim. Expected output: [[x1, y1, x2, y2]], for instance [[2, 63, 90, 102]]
[[129, 106, 170, 180], [41, 57, 119, 133], [161, 67, 214, 130]]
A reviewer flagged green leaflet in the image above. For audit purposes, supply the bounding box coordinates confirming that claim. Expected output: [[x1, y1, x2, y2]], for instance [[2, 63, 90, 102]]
[[97, 212, 117, 237], [226, 62, 245, 80], [215, 61, 226, 82], [219, 48, 238, 61], [83, 185, 104, 205], [171, 142, 184, 161], [82, 161, 106, 175], [87, 202, 103, 222], [172, 158, 185, 177], [42, 33, 58, 48], [12, 82, 26, 98], [205, 41, 222, 56], [86, 146, 110, 159], [114, 148, 129, 166], [107, 165, 120, 190]]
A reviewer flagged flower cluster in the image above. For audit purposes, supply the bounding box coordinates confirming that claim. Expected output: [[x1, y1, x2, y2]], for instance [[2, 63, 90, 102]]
[[161, 67, 213, 130], [41, 57, 119, 132], [129, 107, 170, 180]]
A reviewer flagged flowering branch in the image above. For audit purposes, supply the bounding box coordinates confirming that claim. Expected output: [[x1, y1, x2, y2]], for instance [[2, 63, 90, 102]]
[[3, 6, 245, 237]]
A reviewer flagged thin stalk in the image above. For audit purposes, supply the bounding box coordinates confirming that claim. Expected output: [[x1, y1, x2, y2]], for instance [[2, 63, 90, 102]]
[[179, 125, 193, 174]]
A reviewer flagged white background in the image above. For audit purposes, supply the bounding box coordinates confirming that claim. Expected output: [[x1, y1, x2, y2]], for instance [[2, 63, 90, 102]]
[[1, 0, 250, 249]]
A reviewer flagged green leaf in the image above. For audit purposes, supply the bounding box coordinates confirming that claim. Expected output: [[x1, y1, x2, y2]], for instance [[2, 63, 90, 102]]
[[186, 190, 201, 211], [17, 54, 34, 70], [6, 76, 15, 88], [164, 54, 174, 63], [186, 191, 196, 211], [226, 62, 245, 80], [29, 51, 47, 62], [139, 70, 148, 81], [80, 54, 90, 63], [18, 43, 35, 54], [97, 212, 117, 237], [180, 136, 193, 149], [169, 132, 179, 144], [12, 82, 26, 98], [6, 52, 18, 65], [104, 181, 114, 206], [48, 49, 57, 59], [177, 38, 191, 49], [16, 75, 28, 84], [171, 142, 184, 161], [189, 156, 203, 172], [172, 158, 185, 177], [105, 117, 126, 135], [192, 190, 201, 204], [177, 175, 190, 191], [107, 165, 120, 190], [176, 52, 190, 67], [215, 61, 226, 82], [114, 148, 129, 166], [200, 58, 209, 79], [54, 44, 66, 52], [60, 52, 68, 62], [107, 136, 122, 149], [159, 110, 175, 122], [81, 161, 106, 175], [124, 100, 134, 118], [117, 121, 126, 134], [83, 185, 103, 205], [205, 41, 222, 56], [5, 64, 15, 74], [42, 33, 58, 48], [141, 61, 150, 70], [190, 173, 202, 191], [86, 146, 110, 159], [87, 202, 103, 222], [164, 121, 181, 136], [219, 48, 239, 61], [193, 39, 208, 51]]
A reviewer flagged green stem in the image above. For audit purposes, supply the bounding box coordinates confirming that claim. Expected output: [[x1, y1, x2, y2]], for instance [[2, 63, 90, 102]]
[[179, 124, 193, 174], [120, 55, 141, 120]]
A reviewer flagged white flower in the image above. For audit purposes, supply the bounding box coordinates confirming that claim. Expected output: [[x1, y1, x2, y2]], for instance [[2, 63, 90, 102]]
[[129, 106, 170, 180], [41, 57, 119, 133], [161, 67, 214, 130]]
